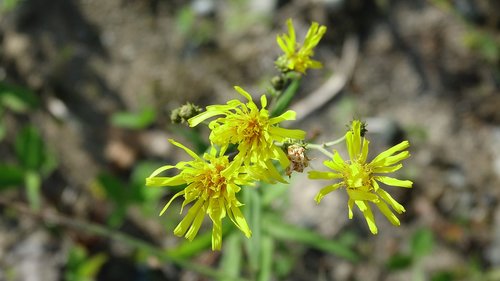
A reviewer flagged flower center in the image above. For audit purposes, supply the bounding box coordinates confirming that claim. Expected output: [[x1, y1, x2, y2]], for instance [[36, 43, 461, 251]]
[[242, 115, 265, 142], [344, 162, 372, 190], [201, 160, 228, 198]]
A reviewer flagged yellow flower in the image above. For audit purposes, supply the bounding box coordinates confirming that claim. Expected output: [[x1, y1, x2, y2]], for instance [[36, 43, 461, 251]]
[[145, 139, 252, 250], [308, 120, 413, 234], [189, 86, 306, 183], [276, 18, 327, 74]]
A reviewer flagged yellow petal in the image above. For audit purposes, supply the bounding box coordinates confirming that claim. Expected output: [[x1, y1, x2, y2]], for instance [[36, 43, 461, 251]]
[[371, 141, 410, 165], [234, 86, 253, 102], [346, 189, 379, 202], [159, 190, 185, 216], [348, 199, 354, 219], [147, 165, 175, 178], [355, 201, 378, 234], [188, 110, 223, 127], [376, 188, 406, 214], [169, 139, 202, 161], [375, 200, 400, 226], [314, 182, 343, 203], [174, 199, 205, 237], [260, 95, 267, 108], [360, 138, 369, 163], [375, 176, 413, 188], [185, 201, 208, 241], [268, 127, 306, 140], [145, 174, 185, 187], [372, 164, 403, 174], [308, 171, 342, 180], [228, 204, 252, 238], [269, 110, 297, 124]]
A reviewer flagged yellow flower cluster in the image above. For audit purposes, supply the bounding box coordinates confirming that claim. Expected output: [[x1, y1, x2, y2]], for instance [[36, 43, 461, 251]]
[[146, 140, 252, 250], [146, 86, 305, 250], [276, 18, 327, 74], [308, 121, 413, 234], [145, 17, 413, 250]]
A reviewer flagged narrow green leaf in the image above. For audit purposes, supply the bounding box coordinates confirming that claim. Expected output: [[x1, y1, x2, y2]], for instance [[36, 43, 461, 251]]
[[262, 215, 359, 262], [258, 235, 274, 281], [243, 187, 262, 272], [219, 233, 242, 281], [411, 228, 434, 259], [79, 253, 107, 278], [130, 161, 165, 203], [111, 108, 156, 129], [0, 164, 25, 189], [25, 171, 41, 211], [0, 121, 6, 142], [386, 253, 413, 271], [270, 75, 301, 117], [97, 173, 128, 204], [15, 126, 45, 170], [0, 82, 39, 112]]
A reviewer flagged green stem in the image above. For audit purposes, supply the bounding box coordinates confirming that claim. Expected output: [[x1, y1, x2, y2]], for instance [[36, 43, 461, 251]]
[[0, 198, 249, 281], [307, 136, 346, 158]]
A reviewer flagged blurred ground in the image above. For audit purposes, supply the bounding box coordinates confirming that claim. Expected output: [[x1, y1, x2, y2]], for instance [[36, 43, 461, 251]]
[[1, 0, 500, 280]]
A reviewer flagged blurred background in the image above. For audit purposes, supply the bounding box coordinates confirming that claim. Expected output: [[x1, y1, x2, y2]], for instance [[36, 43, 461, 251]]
[[1, 0, 500, 280]]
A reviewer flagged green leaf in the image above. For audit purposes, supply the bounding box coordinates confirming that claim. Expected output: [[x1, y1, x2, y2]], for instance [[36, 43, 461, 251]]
[[25, 171, 41, 211], [130, 161, 165, 203], [65, 245, 107, 281], [258, 235, 274, 281], [386, 253, 413, 271], [0, 121, 6, 142], [78, 253, 107, 278], [219, 233, 242, 281], [111, 108, 156, 129], [97, 173, 128, 205], [431, 271, 454, 281], [262, 215, 359, 262], [243, 187, 262, 272], [0, 164, 25, 190], [0, 82, 39, 112], [15, 126, 46, 170], [270, 75, 301, 117], [97, 173, 129, 227], [411, 228, 434, 259]]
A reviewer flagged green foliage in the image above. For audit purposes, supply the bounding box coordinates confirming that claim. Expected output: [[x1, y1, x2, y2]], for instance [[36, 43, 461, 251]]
[[270, 73, 302, 117], [15, 126, 48, 171], [411, 228, 434, 259], [110, 108, 156, 130], [95, 161, 166, 227], [386, 228, 435, 271], [463, 30, 500, 63], [0, 82, 39, 113], [0, 164, 24, 190], [64, 245, 107, 281], [262, 215, 359, 262], [0, 0, 21, 11], [219, 233, 243, 281]]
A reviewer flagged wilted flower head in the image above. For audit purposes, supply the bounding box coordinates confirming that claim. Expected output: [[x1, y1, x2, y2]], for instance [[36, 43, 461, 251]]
[[189, 86, 306, 183], [145, 139, 252, 250], [275, 18, 327, 74], [308, 120, 413, 234], [285, 143, 310, 177]]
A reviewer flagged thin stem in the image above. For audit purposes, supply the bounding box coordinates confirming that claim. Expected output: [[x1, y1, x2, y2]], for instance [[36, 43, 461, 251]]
[[0, 198, 249, 281], [307, 144, 334, 158], [323, 135, 346, 147], [307, 136, 346, 158]]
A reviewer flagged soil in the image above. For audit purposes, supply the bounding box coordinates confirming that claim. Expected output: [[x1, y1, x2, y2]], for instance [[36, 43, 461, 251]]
[[1, 0, 500, 280]]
